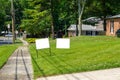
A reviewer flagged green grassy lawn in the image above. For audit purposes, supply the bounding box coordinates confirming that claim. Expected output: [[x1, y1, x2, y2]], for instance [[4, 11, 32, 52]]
[[29, 36, 120, 78], [0, 40, 22, 69]]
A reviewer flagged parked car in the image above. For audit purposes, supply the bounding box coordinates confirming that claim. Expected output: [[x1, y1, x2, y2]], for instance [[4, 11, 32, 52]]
[[5, 33, 13, 37]]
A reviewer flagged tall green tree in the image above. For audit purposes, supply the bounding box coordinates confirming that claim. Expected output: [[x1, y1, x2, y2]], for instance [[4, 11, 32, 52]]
[[1, 0, 120, 37], [0, 0, 10, 32], [20, 0, 51, 37], [84, 0, 120, 31], [54, 0, 78, 36]]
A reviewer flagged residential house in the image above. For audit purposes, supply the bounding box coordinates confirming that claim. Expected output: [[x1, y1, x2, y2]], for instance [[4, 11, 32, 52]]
[[106, 14, 120, 36], [67, 17, 104, 37]]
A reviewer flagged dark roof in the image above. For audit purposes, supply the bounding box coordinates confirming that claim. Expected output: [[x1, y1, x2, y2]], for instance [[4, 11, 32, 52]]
[[83, 17, 101, 23], [68, 17, 104, 31], [68, 23, 103, 31], [67, 24, 96, 31], [107, 14, 120, 19]]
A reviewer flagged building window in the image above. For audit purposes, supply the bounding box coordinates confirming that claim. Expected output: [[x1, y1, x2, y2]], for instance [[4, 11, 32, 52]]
[[110, 20, 114, 34], [86, 31, 92, 35]]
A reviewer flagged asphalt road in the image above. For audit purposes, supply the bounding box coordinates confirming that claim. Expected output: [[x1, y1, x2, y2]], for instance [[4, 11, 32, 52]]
[[0, 36, 13, 45]]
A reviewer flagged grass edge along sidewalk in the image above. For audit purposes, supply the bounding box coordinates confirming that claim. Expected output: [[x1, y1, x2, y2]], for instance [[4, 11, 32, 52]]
[[29, 36, 120, 79], [0, 40, 22, 69]]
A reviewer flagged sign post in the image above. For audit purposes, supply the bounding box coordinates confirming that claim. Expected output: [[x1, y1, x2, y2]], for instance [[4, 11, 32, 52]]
[[35, 38, 70, 58], [35, 38, 50, 58]]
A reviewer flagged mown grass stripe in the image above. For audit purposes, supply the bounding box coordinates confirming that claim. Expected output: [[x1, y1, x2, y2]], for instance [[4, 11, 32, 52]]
[[29, 36, 120, 78]]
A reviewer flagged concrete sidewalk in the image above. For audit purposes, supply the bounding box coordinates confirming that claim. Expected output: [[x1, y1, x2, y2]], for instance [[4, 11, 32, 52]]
[[37, 68, 120, 80], [0, 38, 33, 80]]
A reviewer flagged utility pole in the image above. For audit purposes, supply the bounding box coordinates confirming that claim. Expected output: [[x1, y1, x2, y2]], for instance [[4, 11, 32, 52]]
[[11, 0, 15, 43]]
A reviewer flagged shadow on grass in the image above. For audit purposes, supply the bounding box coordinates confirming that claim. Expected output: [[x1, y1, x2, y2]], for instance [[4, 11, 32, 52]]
[[37, 50, 80, 80], [32, 56, 48, 80], [30, 44, 80, 80]]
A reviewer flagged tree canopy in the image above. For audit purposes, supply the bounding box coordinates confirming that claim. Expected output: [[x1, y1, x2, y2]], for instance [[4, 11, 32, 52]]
[[0, 0, 120, 37]]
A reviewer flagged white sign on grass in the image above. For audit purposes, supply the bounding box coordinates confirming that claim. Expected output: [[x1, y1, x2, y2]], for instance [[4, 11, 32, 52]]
[[35, 38, 50, 49], [56, 38, 70, 49]]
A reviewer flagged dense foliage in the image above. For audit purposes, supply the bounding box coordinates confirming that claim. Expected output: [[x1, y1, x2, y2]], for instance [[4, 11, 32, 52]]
[[0, 0, 120, 37]]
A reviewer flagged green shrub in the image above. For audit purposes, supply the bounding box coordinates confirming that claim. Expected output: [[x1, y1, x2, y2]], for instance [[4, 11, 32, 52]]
[[26, 38, 36, 43]]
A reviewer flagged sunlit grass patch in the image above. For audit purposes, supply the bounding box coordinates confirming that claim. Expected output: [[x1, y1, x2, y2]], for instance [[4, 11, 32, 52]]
[[29, 36, 120, 78]]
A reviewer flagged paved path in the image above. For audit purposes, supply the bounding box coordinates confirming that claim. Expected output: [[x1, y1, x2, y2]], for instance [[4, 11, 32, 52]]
[[0, 38, 33, 80], [37, 68, 120, 80]]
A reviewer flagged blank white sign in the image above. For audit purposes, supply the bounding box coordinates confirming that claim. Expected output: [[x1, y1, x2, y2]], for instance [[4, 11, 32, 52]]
[[35, 38, 50, 49], [56, 38, 70, 49]]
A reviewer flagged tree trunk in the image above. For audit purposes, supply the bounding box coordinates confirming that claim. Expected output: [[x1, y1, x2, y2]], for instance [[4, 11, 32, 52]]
[[11, 0, 15, 43], [103, 16, 106, 31], [102, 0, 106, 31], [78, 17, 82, 36], [50, 0, 55, 39], [78, 0, 86, 36], [51, 24, 54, 39]]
